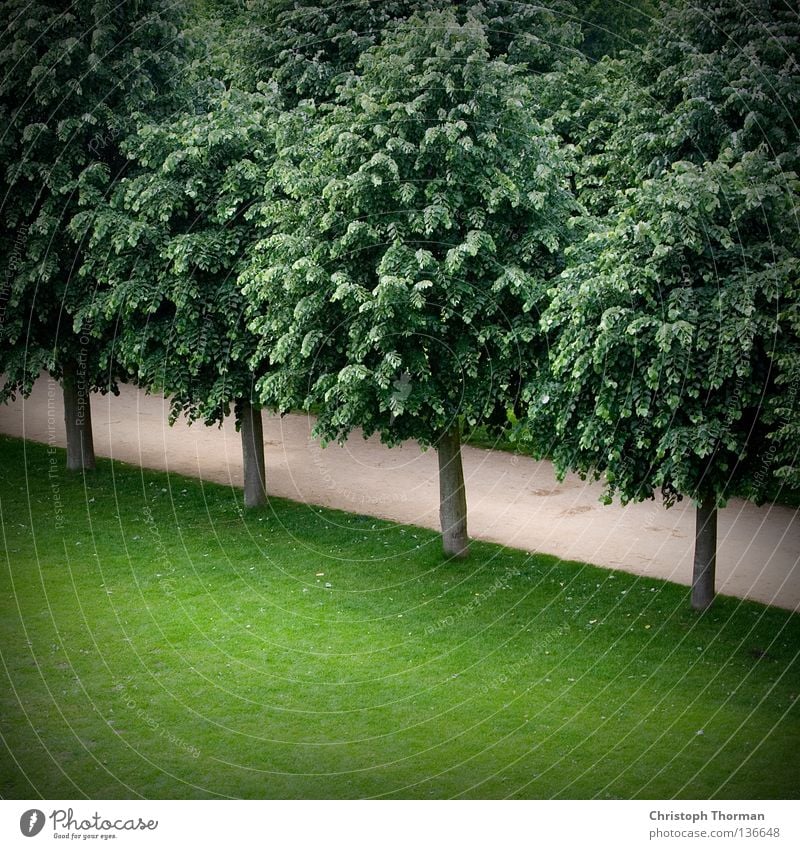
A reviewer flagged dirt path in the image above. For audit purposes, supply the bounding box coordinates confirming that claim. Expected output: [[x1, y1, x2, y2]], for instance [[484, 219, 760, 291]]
[[1, 376, 798, 611]]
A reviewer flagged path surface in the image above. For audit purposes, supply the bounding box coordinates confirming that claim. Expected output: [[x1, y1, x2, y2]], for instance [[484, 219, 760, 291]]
[[1, 377, 798, 611]]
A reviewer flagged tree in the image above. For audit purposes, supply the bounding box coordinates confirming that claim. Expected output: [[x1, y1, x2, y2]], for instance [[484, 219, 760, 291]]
[[243, 10, 574, 555], [638, 0, 800, 500], [577, 0, 657, 60], [526, 0, 800, 609], [75, 83, 277, 507], [0, 0, 187, 470], [534, 152, 797, 609]]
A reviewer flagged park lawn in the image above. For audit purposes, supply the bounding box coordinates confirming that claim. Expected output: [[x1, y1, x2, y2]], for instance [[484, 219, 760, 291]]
[[0, 435, 798, 800]]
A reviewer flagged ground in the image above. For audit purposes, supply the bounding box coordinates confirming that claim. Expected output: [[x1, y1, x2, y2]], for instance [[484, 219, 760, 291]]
[[1, 437, 798, 799]]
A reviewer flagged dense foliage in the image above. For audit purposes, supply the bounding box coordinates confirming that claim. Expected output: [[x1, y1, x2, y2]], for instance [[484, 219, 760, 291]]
[[527, 0, 800, 506], [231, 0, 583, 98], [530, 150, 798, 507], [76, 83, 277, 429], [2, 0, 796, 584], [242, 10, 575, 449], [0, 0, 188, 400], [523, 0, 799, 606]]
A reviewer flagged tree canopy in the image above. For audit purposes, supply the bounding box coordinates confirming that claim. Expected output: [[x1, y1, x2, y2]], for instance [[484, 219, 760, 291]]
[[76, 80, 278, 505], [76, 82, 277, 429], [245, 10, 574, 445], [0, 0, 188, 468], [524, 0, 800, 606], [530, 150, 798, 508], [231, 0, 583, 98]]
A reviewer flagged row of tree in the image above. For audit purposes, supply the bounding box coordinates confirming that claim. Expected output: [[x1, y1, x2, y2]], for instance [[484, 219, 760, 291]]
[[2, 1, 797, 609]]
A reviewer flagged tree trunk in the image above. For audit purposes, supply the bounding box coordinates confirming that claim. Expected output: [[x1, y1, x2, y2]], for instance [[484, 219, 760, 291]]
[[62, 363, 96, 472], [240, 400, 266, 508], [437, 423, 469, 558], [691, 499, 717, 611]]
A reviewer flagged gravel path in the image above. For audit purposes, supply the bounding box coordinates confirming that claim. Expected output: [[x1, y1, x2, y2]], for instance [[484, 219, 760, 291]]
[[1, 376, 798, 611]]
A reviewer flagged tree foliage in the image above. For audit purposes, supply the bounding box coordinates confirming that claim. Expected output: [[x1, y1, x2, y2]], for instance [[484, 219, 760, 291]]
[[530, 150, 798, 507], [232, 0, 583, 99], [633, 0, 800, 173], [577, 0, 657, 60], [243, 10, 575, 449], [76, 82, 277, 428], [0, 0, 188, 400], [526, 0, 800, 506]]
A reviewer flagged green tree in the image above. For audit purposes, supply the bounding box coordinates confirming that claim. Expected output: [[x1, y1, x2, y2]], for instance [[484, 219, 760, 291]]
[[243, 10, 574, 555], [75, 83, 277, 507], [0, 0, 187, 470], [637, 0, 800, 502], [629, 0, 800, 174], [527, 0, 800, 609], [233, 0, 582, 99]]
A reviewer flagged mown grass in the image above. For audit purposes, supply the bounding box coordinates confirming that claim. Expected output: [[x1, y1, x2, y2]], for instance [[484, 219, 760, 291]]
[[1, 435, 798, 799]]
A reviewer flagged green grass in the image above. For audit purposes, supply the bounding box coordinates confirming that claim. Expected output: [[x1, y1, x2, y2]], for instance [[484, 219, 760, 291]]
[[1, 435, 798, 799]]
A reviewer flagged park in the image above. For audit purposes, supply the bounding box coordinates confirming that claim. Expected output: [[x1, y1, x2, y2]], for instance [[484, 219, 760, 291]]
[[1, 0, 798, 801]]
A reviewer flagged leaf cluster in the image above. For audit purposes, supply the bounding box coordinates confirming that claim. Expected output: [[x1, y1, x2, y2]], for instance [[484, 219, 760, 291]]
[[0, 0, 189, 397], [76, 83, 278, 426], [242, 10, 576, 446]]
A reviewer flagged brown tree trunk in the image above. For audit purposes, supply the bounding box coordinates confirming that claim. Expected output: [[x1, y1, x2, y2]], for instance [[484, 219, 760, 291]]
[[62, 363, 95, 472], [437, 423, 469, 558], [240, 400, 266, 508], [691, 499, 717, 611]]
